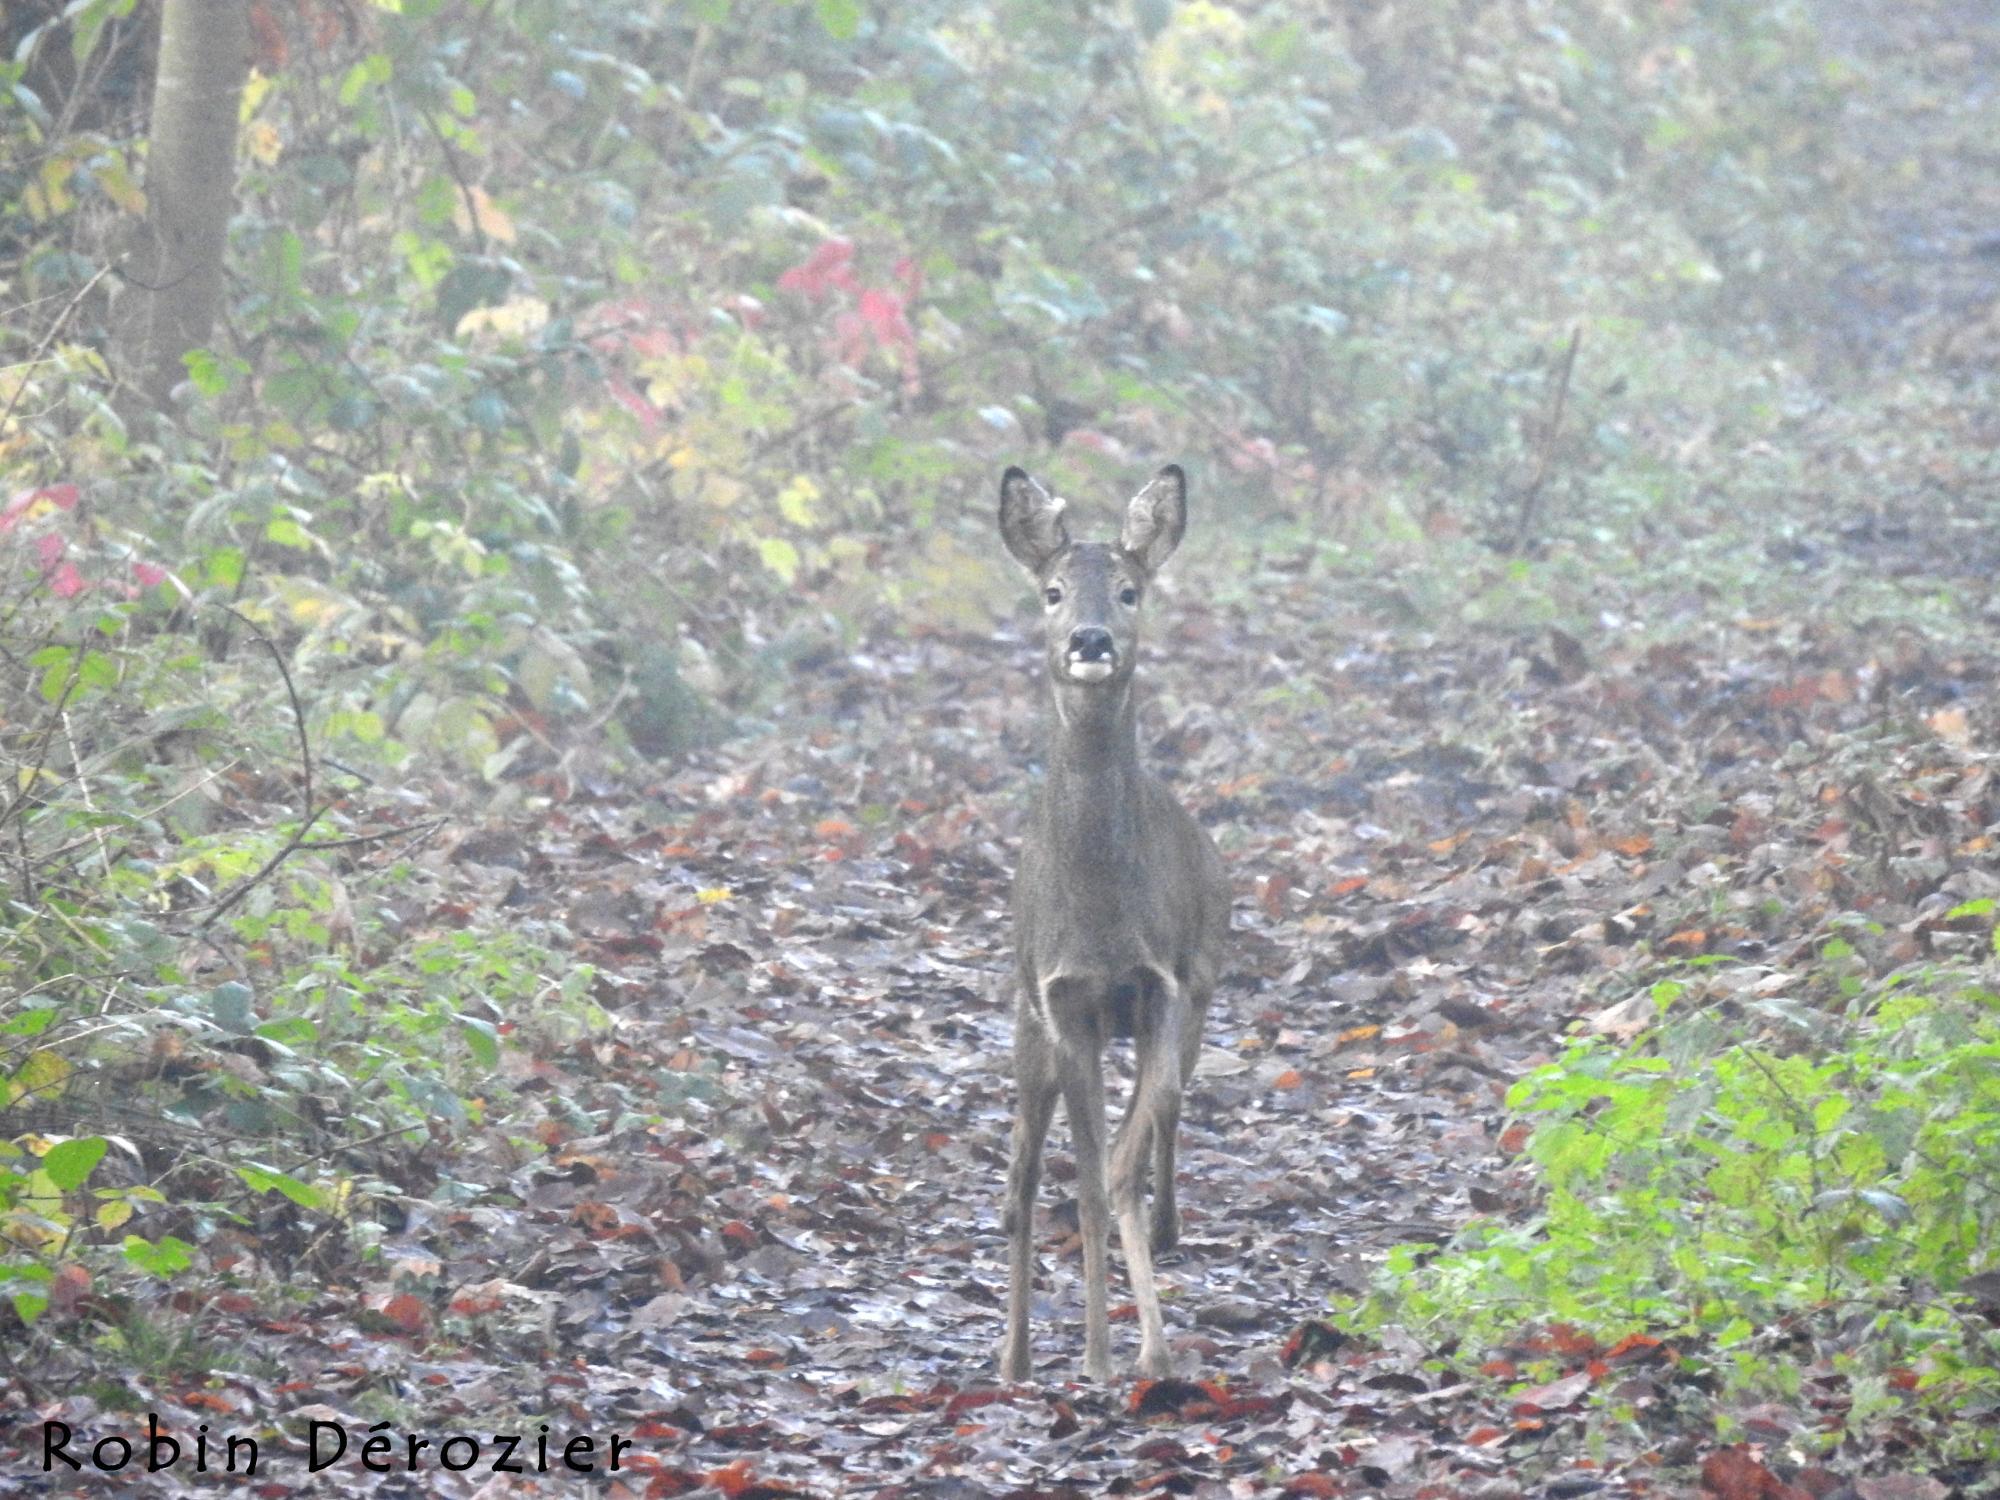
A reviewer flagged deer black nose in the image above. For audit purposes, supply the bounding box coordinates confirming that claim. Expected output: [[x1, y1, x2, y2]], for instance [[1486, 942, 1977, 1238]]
[[1068, 627, 1115, 661]]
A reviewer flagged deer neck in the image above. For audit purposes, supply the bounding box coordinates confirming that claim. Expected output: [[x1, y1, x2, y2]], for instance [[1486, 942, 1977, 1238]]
[[1040, 676, 1143, 860]]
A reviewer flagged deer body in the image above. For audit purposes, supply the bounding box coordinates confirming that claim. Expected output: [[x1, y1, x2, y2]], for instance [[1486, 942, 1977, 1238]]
[[996, 466, 1229, 1382]]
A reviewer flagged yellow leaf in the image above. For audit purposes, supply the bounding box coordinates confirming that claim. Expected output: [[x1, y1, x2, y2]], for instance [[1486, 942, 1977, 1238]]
[[455, 296, 550, 340], [696, 887, 732, 905], [241, 72, 276, 118], [452, 184, 515, 244], [93, 154, 147, 214], [777, 475, 820, 528], [244, 119, 283, 166], [1929, 707, 1972, 747]]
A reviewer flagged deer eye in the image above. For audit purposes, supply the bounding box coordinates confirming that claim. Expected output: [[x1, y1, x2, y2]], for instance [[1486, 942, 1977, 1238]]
[[1119, 586, 1138, 606], [1044, 586, 1063, 606]]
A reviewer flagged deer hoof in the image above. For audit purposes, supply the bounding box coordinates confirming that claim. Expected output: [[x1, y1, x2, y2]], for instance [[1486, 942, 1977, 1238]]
[[1083, 1350, 1114, 1383], [997, 1343, 1031, 1383], [1150, 1207, 1180, 1254], [1136, 1344, 1174, 1379]]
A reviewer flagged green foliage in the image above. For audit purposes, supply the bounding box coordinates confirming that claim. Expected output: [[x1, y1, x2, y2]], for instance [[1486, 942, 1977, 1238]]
[[1349, 957, 2000, 1458]]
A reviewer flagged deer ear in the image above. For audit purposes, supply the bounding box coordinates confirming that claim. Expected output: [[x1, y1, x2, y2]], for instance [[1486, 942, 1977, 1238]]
[[998, 467, 1069, 571], [1121, 465, 1187, 572]]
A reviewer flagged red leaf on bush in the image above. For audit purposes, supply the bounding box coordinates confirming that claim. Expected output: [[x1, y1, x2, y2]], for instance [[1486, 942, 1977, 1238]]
[[857, 287, 911, 350], [2, 483, 77, 532], [48, 561, 87, 598], [777, 238, 857, 298]]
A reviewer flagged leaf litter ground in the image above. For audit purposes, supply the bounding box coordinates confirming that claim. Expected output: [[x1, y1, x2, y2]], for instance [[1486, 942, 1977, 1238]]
[[11, 507, 1999, 1498]]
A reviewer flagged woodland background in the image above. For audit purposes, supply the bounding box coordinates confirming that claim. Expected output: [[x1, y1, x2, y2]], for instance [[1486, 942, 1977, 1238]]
[[3, 0, 2000, 1494]]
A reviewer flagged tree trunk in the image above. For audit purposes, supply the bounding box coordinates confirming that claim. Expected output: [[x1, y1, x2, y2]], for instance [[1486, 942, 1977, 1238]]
[[114, 0, 250, 408]]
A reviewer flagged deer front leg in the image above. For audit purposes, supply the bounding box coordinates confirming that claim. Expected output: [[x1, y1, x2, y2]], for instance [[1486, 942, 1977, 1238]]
[[1000, 1002, 1058, 1382], [1058, 1039, 1113, 1382], [1113, 977, 1185, 1377]]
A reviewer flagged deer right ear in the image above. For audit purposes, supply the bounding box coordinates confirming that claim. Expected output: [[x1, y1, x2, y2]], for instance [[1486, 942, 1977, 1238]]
[[998, 467, 1070, 572]]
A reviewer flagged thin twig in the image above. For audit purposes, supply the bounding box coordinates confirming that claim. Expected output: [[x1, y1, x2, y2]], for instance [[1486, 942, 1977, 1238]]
[[1510, 325, 1582, 554], [294, 816, 448, 854], [198, 608, 320, 932], [420, 107, 486, 257], [0, 259, 115, 437]]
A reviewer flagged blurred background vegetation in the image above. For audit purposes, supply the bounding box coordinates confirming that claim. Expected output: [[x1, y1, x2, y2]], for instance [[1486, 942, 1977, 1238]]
[[7, 0, 1945, 772]]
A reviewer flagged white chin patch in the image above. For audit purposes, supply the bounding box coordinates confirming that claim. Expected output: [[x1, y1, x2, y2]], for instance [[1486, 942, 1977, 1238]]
[[1065, 658, 1115, 682]]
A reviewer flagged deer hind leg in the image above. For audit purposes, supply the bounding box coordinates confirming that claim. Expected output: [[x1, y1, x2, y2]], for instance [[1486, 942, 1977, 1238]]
[[999, 994, 1058, 1382], [1152, 973, 1211, 1254], [1111, 971, 1185, 1377]]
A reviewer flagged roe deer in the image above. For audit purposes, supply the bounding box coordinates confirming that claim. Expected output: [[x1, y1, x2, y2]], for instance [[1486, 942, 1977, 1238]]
[[995, 464, 1230, 1382]]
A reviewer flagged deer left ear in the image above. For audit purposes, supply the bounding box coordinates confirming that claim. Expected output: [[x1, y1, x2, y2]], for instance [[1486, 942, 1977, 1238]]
[[1121, 465, 1187, 573]]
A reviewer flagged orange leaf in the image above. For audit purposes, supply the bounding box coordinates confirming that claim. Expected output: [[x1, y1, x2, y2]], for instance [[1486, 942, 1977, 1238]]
[[1273, 1068, 1304, 1090], [1329, 875, 1368, 896], [1662, 928, 1708, 952]]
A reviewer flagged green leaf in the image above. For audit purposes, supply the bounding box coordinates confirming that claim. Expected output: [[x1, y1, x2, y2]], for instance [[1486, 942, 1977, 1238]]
[[123, 1234, 194, 1279], [42, 1137, 107, 1191], [236, 1164, 328, 1211], [0, 1007, 57, 1038], [757, 537, 801, 583], [209, 981, 255, 1034], [458, 1015, 500, 1068], [816, 0, 861, 40]]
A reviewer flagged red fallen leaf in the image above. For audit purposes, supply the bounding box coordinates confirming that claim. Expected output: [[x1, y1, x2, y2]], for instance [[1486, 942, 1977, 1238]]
[[1498, 1122, 1533, 1154], [1604, 1333, 1667, 1364], [721, 1220, 759, 1248], [572, 1201, 620, 1235], [1258, 873, 1292, 918], [185, 1392, 239, 1414], [1047, 1397, 1079, 1439], [742, 1347, 787, 1367], [368, 1292, 428, 1337], [1280, 1319, 1349, 1367], [45, 1263, 91, 1319], [1110, 1301, 1138, 1322], [1548, 1323, 1599, 1357], [921, 1130, 951, 1152], [1700, 1445, 1811, 1500], [1281, 1474, 1340, 1499], [1273, 1068, 1305, 1090], [1465, 1426, 1506, 1445], [1479, 1359, 1518, 1380], [1611, 833, 1653, 857], [1662, 927, 1709, 952], [1885, 1366, 1919, 1391], [943, 1389, 1008, 1418], [1130, 1377, 1211, 1418], [645, 1469, 705, 1498], [1329, 875, 1368, 897]]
